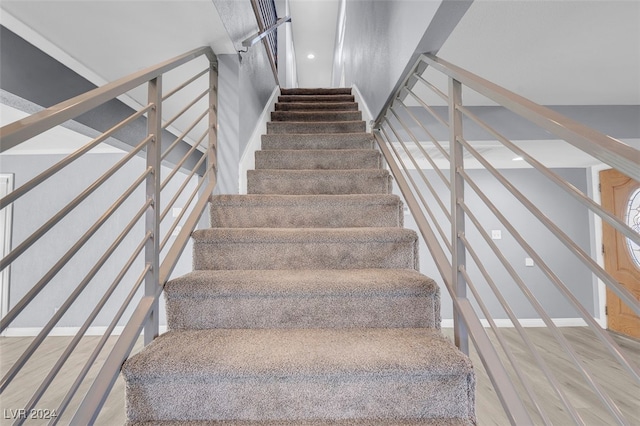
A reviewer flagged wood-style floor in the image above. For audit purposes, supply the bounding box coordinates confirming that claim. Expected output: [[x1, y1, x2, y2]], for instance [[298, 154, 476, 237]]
[[1, 327, 638, 425]]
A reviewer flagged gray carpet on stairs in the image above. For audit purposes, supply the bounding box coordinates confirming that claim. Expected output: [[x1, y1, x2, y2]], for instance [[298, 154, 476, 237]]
[[261, 133, 375, 150], [123, 329, 474, 422], [165, 269, 440, 330], [209, 194, 403, 228], [275, 102, 358, 111], [278, 94, 355, 103], [247, 169, 392, 195], [127, 420, 474, 426], [192, 228, 419, 271], [267, 121, 366, 134], [271, 111, 362, 122], [255, 149, 382, 170], [123, 87, 475, 425]]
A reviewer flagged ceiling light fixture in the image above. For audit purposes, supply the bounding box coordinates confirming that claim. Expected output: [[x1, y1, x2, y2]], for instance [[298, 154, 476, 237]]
[[307, 53, 315, 59]]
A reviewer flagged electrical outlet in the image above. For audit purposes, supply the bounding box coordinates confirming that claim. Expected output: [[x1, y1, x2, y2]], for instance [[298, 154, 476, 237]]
[[172, 207, 182, 218], [491, 230, 502, 240], [525, 258, 534, 267], [172, 225, 182, 237]]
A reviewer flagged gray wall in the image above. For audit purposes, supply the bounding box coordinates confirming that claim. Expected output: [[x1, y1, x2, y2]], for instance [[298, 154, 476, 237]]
[[1, 152, 196, 329], [212, 1, 279, 193], [399, 167, 594, 321], [341, 0, 471, 118]]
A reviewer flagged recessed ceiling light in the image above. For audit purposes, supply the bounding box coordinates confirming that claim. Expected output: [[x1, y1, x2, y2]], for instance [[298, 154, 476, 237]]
[[307, 53, 315, 59], [512, 156, 524, 161]]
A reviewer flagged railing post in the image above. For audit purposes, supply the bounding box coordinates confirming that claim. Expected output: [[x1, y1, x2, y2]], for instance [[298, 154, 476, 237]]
[[449, 77, 469, 355], [209, 59, 218, 184], [144, 76, 162, 345]]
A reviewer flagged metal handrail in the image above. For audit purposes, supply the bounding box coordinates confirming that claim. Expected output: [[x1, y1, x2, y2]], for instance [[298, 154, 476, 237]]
[[248, 0, 284, 84], [0, 46, 218, 424], [243, 15, 292, 48], [375, 52, 640, 424]]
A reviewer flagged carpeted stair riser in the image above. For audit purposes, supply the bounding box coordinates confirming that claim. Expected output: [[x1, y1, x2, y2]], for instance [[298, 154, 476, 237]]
[[248, 170, 392, 195], [281, 88, 353, 95], [165, 269, 440, 330], [267, 121, 365, 134], [271, 111, 362, 122], [255, 150, 381, 170], [275, 102, 358, 111], [261, 133, 375, 150], [126, 419, 475, 425], [278, 94, 355, 103], [210, 195, 403, 228], [123, 328, 475, 422], [192, 228, 419, 271]]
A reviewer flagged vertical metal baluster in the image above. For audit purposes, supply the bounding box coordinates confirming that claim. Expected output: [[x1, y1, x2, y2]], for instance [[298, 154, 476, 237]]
[[449, 77, 468, 355], [209, 60, 218, 184], [144, 76, 162, 345]]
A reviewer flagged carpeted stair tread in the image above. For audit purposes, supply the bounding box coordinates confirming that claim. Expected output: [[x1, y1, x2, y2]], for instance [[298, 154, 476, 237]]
[[278, 94, 355, 103], [267, 120, 365, 134], [280, 88, 352, 96], [127, 419, 474, 425], [247, 169, 392, 195], [165, 269, 440, 329], [210, 194, 403, 228], [261, 133, 375, 150], [271, 111, 362, 122], [167, 269, 435, 298], [275, 102, 358, 111], [255, 149, 381, 170], [123, 328, 474, 422], [192, 227, 419, 271], [124, 328, 472, 381]]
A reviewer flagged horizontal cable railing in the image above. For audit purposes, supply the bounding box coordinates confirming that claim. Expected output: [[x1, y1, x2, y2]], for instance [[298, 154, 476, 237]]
[[0, 46, 218, 424], [375, 53, 640, 424]]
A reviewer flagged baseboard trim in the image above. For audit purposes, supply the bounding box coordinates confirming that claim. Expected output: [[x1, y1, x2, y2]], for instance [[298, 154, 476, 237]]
[[441, 318, 590, 328], [2, 325, 168, 337], [351, 84, 374, 132], [3, 319, 600, 337], [239, 86, 281, 194]]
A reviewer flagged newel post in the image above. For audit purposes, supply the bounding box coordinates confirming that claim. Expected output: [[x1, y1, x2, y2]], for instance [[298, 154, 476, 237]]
[[449, 77, 469, 355], [208, 59, 219, 184], [144, 76, 162, 345]]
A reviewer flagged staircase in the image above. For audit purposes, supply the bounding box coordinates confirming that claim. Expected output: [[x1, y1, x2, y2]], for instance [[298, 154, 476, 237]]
[[122, 88, 476, 425]]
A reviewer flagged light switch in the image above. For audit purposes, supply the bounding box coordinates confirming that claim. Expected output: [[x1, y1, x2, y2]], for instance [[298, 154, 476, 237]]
[[525, 258, 534, 267], [172, 207, 182, 218], [491, 230, 502, 240]]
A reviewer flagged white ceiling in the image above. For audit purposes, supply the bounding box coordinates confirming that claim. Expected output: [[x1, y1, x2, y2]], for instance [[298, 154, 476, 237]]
[[288, 0, 340, 88], [3, 0, 637, 106], [0, 0, 237, 87], [410, 0, 640, 107], [286, 0, 639, 107]]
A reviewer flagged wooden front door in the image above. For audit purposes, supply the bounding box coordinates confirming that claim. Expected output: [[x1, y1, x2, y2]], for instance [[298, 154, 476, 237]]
[[600, 169, 640, 339]]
